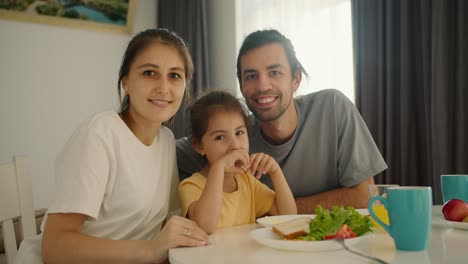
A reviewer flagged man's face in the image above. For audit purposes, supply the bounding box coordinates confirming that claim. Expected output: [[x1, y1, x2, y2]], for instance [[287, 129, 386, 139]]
[[239, 43, 300, 122]]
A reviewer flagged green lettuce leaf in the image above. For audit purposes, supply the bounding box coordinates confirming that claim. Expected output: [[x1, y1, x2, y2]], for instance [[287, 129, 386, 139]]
[[295, 206, 373, 241]]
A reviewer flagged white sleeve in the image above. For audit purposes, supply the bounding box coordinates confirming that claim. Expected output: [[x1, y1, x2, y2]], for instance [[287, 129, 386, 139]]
[[167, 140, 181, 219], [48, 123, 110, 220]]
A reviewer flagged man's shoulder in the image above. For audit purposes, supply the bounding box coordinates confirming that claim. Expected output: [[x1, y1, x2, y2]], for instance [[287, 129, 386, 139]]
[[296, 89, 349, 105], [176, 136, 192, 149], [295, 89, 355, 117], [175, 137, 199, 163], [176, 137, 198, 155], [176, 137, 205, 181]]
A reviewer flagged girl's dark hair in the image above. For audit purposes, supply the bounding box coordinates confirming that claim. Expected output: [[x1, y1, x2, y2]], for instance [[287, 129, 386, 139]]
[[117, 28, 194, 125], [236, 29, 309, 88], [189, 90, 250, 144]]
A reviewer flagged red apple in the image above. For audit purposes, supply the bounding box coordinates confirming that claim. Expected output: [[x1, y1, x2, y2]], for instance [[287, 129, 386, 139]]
[[442, 199, 468, 222]]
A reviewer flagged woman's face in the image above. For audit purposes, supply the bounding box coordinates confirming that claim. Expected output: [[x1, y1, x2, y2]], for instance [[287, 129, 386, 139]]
[[122, 42, 186, 125]]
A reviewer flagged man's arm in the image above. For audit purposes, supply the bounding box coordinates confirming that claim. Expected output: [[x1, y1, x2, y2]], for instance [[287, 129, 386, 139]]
[[295, 177, 374, 213]]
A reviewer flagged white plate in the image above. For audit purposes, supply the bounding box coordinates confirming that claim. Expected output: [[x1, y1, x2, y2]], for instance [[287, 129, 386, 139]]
[[256, 209, 370, 227], [249, 227, 370, 251], [441, 218, 468, 230]]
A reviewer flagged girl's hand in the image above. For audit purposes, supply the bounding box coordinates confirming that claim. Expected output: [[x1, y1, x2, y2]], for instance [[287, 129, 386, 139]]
[[249, 152, 280, 179], [213, 149, 250, 174], [148, 215, 209, 261]]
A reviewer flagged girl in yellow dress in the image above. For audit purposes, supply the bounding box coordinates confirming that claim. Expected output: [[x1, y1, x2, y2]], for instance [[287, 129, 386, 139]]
[[179, 90, 296, 234]]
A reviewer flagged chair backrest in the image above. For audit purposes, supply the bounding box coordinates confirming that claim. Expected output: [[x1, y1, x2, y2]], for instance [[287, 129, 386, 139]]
[[0, 155, 36, 264]]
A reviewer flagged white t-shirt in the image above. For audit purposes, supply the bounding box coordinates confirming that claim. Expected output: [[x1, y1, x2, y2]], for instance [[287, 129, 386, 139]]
[[15, 111, 180, 263]]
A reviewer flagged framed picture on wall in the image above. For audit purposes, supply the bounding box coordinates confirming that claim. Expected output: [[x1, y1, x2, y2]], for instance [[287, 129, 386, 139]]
[[0, 0, 136, 34]]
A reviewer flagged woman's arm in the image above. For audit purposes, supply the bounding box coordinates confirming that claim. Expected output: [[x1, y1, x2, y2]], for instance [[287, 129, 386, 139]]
[[42, 213, 208, 264]]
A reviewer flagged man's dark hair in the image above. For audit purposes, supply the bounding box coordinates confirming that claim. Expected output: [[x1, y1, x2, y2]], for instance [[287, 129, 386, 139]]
[[236, 29, 309, 87]]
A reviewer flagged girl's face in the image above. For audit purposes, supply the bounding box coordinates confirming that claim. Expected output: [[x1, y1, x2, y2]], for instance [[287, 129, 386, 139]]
[[122, 42, 186, 125], [195, 109, 249, 164]]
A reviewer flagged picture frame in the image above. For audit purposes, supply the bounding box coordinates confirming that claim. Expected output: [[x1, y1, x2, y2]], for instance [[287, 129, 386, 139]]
[[0, 0, 136, 34]]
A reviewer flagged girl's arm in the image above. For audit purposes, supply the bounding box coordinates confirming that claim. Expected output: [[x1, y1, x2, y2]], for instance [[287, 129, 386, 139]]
[[187, 149, 250, 234], [187, 164, 224, 234], [267, 168, 297, 215], [249, 153, 297, 215], [42, 213, 208, 264]]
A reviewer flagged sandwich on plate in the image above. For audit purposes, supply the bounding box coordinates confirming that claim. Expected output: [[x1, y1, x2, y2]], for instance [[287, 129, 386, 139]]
[[272, 206, 373, 241]]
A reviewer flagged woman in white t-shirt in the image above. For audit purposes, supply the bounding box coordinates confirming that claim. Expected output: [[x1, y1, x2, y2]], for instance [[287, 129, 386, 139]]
[[15, 28, 209, 264]]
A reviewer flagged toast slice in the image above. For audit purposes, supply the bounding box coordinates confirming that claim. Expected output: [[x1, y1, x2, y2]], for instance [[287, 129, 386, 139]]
[[272, 217, 312, 239]]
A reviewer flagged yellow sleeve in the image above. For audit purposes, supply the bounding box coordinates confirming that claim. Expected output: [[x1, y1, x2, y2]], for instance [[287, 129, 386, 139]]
[[246, 172, 275, 218], [178, 173, 205, 218]]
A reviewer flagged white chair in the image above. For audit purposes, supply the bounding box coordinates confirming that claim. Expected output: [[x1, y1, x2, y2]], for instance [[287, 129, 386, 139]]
[[0, 155, 36, 264]]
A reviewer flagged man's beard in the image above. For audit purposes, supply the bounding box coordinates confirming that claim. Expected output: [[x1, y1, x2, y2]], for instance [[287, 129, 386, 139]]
[[247, 94, 293, 122]]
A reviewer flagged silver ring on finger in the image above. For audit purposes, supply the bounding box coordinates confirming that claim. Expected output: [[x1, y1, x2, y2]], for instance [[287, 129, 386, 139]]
[[183, 227, 191, 236]]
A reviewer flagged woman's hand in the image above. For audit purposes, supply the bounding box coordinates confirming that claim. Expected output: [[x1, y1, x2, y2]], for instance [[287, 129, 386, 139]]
[[158, 215, 210, 248], [248, 152, 281, 179], [146, 215, 209, 262]]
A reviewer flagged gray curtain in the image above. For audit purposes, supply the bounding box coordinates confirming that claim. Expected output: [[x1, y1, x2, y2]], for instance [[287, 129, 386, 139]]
[[158, 0, 211, 138], [351, 0, 468, 204]]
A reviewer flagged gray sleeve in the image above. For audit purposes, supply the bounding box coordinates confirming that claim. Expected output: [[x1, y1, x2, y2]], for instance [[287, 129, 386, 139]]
[[334, 92, 388, 187], [176, 137, 205, 181]]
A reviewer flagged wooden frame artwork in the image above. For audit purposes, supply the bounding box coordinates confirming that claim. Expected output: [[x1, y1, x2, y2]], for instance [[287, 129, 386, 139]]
[[0, 0, 136, 34]]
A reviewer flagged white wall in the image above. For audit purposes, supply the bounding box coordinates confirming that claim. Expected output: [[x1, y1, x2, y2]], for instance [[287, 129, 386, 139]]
[[0, 1, 157, 209]]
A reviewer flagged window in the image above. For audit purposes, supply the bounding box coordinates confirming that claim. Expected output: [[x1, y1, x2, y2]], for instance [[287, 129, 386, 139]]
[[238, 0, 355, 102]]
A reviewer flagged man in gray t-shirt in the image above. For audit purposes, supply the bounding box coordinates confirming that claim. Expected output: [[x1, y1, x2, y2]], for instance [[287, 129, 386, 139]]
[[176, 29, 387, 213]]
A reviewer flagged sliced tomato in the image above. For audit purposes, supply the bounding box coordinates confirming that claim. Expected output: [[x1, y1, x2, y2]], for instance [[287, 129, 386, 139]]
[[323, 224, 357, 240]]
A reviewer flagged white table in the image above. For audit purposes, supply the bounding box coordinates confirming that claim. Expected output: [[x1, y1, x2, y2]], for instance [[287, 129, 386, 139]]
[[169, 206, 468, 264]]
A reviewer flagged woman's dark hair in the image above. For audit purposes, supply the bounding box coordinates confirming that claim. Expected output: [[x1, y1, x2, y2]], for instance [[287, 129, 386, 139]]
[[117, 28, 194, 125], [189, 90, 250, 144], [236, 29, 309, 88]]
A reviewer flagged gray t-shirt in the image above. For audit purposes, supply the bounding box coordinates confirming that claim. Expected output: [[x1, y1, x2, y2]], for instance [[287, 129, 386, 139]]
[[176, 89, 387, 197]]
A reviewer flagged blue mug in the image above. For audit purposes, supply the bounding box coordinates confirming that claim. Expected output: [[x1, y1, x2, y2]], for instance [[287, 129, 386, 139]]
[[368, 186, 432, 251], [441, 174, 468, 203]]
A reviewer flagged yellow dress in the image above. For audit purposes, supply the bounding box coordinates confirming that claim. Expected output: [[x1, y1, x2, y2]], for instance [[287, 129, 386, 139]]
[[179, 171, 275, 228]]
